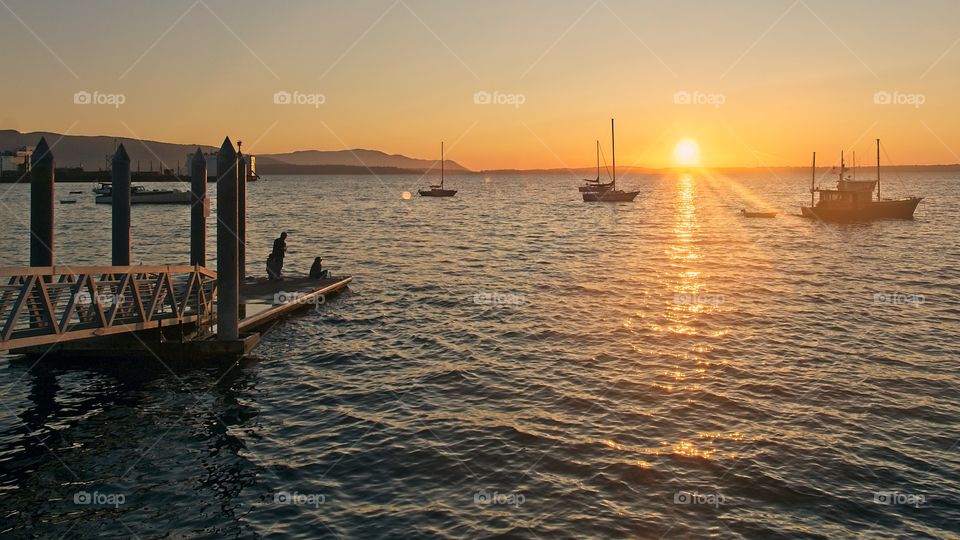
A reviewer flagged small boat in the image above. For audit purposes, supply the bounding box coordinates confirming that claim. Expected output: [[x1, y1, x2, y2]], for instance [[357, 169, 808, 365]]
[[59, 199, 77, 204], [418, 141, 457, 197], [69, 190, 84, 194], [801, 139, 922, 222], [95, 184, 192, 205], [741, 209, 778, 218], [582, 119, 640, 203], [578, 140, 614, 192], [92, 182, 112, 195]]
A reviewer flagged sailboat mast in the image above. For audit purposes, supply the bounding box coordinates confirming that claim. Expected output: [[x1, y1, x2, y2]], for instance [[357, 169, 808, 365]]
[[441, 141, 444, 189], [611, 118, 616, 189], [596, 140, 600, 181], [811, 151, 816, 207], [839, 150, 844, 184], [876, 138, 881, 201]]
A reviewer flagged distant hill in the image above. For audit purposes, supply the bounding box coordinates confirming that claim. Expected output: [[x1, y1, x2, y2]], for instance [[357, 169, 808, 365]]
[[257, 149, 468, 174], [0, 130, 471, 174], [0, 130, 216, 172]]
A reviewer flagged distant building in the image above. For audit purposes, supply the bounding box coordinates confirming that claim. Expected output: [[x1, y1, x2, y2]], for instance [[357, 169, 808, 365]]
[[0, 146, 33, 175], [186, 152, 257, 179]]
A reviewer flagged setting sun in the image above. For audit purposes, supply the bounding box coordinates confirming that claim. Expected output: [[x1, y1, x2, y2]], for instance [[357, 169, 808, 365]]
[[673, 139, 701, 167]]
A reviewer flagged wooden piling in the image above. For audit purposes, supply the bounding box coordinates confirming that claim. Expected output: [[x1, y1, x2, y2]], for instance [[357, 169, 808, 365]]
[[216, 137, 239, 340], [111, 144, 132, 266], [29, 137, 54, 267], [190, 148, 207, 266], [237, 152, 247, 283]]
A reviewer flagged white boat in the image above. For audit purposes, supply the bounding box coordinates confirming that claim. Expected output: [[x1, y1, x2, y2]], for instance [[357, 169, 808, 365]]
[[94, 183, 192, 205]]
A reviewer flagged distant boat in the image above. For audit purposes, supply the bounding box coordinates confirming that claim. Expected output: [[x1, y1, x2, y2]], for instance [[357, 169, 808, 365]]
[[741, 209, 778, 218], [418, 141, 457, 197], [801, 140, 922, 222], [59, 199, 77, 204], [579, 140, 614, 193], [582, 119, 640, 202], [94, 183, 192, 205]]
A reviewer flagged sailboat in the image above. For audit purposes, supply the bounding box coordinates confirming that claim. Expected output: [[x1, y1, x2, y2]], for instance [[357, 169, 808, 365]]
[[801, 139, 922, 222], [418, 141, 457, 197], [582, 119, 640, 202], [579, 140, 614, 192]]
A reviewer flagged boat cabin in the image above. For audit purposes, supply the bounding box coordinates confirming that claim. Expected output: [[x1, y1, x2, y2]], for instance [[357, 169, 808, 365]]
[[814, 189, 873, 210]]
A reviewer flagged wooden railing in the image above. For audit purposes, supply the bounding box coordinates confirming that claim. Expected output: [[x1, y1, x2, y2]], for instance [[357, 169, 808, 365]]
[[0, 265, 217, 351]]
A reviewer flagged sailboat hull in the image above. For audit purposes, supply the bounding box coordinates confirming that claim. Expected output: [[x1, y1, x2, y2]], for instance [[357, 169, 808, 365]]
[[582, 190, 640, 202], [801, 197, 922, 222], [418, 188, 457, 197]]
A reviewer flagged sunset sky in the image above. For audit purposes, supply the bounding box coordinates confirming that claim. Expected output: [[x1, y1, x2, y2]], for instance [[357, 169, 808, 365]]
[[1, 0, 958, 170]]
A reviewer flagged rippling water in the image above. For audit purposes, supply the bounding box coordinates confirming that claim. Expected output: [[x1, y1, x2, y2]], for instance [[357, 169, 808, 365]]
[[0, 171, 958, 538]]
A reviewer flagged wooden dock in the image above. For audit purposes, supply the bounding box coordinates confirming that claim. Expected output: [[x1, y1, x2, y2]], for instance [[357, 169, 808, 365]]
[[1, 136, 353, 365], [239, 275, 353, 333], [8, 274, 352, 363]]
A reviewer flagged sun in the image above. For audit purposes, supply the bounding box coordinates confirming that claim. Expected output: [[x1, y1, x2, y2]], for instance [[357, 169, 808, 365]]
[[673, 138, 701, 167]]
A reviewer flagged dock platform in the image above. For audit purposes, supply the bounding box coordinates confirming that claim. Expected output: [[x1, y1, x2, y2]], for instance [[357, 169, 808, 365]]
[[239, 275, 353, 333], [9, 274, 352, 364]]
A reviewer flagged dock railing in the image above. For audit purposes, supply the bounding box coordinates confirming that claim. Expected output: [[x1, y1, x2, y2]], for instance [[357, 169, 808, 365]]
[[0, 265, 217, 351]]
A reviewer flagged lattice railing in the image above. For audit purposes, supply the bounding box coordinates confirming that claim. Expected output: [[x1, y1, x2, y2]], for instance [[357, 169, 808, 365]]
[[0, 265, 217, 350]]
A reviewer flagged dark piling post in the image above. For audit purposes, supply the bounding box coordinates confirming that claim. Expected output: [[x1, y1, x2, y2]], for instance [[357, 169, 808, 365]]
[[29, 137, 55, 267], [216, 137, 239, 340], [111, 144, 132, 266], [237, 151, 247, 283], [190, 148, 207, 266]]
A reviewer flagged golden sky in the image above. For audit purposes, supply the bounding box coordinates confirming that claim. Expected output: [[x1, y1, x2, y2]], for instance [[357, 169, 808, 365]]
[[2, 0, 958, 169]]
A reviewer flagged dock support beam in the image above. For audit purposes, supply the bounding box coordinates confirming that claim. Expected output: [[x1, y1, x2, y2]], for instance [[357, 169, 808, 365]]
[[111, 144, 132, 266], [190, 148, 207, 266], [29, 137, 54, 267], [216, 137, 239, 340]]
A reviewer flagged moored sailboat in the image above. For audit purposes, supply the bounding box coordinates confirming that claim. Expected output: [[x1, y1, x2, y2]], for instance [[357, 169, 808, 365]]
[[582, 119, 640, 202], [579, 140, 614, 193], [418, 141, 457, 197]]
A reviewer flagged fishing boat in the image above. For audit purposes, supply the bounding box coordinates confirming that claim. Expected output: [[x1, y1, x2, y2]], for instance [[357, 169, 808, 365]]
[[582, 119, 640, 202], [94, 183, 192, 205], [801, 139, 922, 222], [741, 209, 778, 218], [578, 140, 614, 192], [418, 142, 457, 197]]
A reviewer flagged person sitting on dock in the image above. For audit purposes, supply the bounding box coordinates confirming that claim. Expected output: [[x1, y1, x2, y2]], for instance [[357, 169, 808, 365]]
[[309, 257, 327, 279], [271, 231, 288, 277], [266, 252, 283, 281]]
